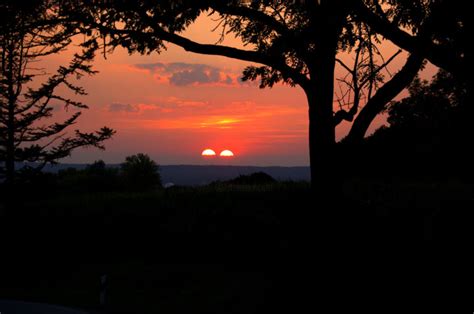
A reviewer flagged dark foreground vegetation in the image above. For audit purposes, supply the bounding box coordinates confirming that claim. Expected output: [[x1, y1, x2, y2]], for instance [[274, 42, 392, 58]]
[[1, 172, 473, 312], [1, 0, 472, 311]]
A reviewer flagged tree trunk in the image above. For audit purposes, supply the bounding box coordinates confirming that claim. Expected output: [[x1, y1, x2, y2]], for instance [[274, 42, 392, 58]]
[[292, 4, 348, 310], [5, 46, 16, 186], [306, 43, 337, 197], [298, 46, 339, 313]]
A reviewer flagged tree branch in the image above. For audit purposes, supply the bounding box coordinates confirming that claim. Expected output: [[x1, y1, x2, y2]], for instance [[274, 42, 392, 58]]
[[346, 53, 425, 142], [359, 49, 402, 88], [160, 28, 269, 64], [335, 58, 353, 74], [211, 4, 290, 36], [334, 46, 402, 126], [96, 24, 310, 88], [353, 1, 461, 74], [162, 32, 311, 88]]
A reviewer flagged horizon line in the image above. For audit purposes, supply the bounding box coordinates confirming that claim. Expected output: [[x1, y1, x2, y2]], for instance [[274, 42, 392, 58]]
[[32, 162, 311, 168]]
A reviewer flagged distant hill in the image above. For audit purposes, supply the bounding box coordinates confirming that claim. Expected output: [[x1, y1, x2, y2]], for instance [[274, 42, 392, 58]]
[[22, 163, 310, 186], [159, 165, 310, 185]]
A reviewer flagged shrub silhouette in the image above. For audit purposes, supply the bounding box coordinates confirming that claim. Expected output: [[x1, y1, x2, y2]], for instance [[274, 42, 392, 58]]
[[121, 154, 162, 190]]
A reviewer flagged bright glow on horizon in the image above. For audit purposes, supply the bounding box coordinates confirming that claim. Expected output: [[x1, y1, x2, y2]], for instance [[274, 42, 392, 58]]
[[220, 150, 234, 157], [202, 149, 217, 156]]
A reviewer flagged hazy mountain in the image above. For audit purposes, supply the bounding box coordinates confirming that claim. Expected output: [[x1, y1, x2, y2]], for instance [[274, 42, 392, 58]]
[[159, 165, 310, 185]]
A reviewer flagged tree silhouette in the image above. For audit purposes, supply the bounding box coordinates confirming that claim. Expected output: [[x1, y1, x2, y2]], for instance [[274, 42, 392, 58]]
[[66, 0, 431, 193], [387, 71, 466, 129], [350, 0, 471, 141], [121, 153, 162, 190], [355, 0, 469, 79], [383, 70, 467, 148], [0, 0, 115, 185], [359, 70, 469, 176]]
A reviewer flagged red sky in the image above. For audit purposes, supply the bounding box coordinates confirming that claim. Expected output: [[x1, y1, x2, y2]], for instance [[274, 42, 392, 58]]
[[41, 14, 435, 166]]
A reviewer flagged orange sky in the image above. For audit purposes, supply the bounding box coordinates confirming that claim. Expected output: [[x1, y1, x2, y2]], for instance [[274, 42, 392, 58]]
[[40, 14, 436, 166]]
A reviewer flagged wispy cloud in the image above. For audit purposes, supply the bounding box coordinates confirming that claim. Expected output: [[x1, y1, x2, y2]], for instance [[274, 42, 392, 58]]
[[133, 62, 236, 86], [199, 117, 246, 129], [108, 97, 210, 115]]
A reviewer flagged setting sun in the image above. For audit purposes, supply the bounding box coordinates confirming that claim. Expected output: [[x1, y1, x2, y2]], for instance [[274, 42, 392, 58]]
[[220, 150, 235, 157], [202, 149, 216, 157]]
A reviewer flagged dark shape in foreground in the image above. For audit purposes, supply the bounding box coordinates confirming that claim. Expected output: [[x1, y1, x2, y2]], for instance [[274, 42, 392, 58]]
[[0, 300, 89, 314], [211, 172, 277, 186]]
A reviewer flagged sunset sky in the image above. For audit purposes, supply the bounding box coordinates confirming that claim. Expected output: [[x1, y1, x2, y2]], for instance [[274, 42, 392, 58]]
[[42, 14, 435, 166]]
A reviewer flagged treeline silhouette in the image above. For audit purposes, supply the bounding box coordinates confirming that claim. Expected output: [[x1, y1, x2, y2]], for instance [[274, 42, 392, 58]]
[[8, 153, 162, 198]]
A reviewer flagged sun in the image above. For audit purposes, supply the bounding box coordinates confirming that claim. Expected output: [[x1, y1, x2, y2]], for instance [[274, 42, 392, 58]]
[[202, 149, 216, 157], [220, 150, 234, 157]]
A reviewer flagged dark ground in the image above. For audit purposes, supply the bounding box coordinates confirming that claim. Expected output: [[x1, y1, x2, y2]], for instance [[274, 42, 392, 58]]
[[1, 178, 472, 312]]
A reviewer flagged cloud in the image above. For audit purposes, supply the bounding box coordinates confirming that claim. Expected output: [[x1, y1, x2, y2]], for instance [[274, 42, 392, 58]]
[[133, 63, 164, 72], [108, 97, 210, 117], [133, 62, 236, 86], [224, 75, 233, 85], [163, 97, 209, 108], [109, 103, 140, 113]]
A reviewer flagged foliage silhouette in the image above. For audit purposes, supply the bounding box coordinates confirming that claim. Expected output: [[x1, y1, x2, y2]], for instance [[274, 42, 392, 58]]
[[340, 70, 470, 178], [386, 71, 467, 129], [85, 160, 108, 174], [1, 156, 164, 196], [0, 0, 114, 186], [57, 160, 120, 192], [62, 0, 437, 191], [120, 153, 162, 190], [357, 0, 469, 80]]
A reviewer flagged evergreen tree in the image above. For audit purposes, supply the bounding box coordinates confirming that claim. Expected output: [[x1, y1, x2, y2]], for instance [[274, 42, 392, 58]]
[[0, 0, 115, 184]]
